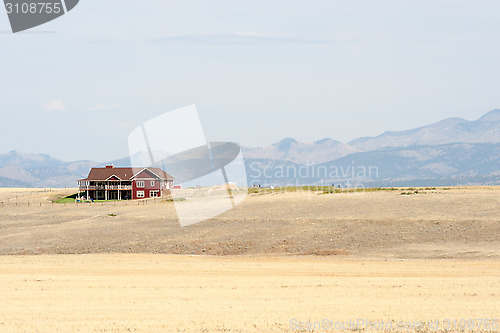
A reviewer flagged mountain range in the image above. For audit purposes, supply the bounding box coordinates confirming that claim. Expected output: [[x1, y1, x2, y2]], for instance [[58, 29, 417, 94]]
[[243, 109, 500, 164], [0, 109, 499, 188]]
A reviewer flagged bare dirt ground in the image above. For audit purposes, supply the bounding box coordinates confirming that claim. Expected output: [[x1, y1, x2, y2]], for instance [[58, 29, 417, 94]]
[[0, 186, 498, 259], [0, 255, 499, 332], [0, 187, 498, 332]]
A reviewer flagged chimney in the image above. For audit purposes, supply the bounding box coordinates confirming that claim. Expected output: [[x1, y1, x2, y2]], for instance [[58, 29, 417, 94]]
[[105, 164, 114, 169]]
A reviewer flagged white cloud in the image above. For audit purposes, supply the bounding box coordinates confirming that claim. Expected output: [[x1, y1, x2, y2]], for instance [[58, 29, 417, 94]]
[[90, 103, 121, 111], [43, 99, 65, 111], [234, 31, 263, 37], [155, 33, 333, 45]]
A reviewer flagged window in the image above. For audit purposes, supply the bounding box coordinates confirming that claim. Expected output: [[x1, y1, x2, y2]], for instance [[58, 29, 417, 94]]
[[150, 190, 159, 197], [136, 181, 145, 188], [136, 190, 145, 198], [150, 180, 155, 186]]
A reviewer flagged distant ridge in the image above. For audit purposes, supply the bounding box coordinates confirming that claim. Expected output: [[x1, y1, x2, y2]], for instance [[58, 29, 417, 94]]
[[243, 110, 500, 164], [0, 109, 499, 187], [243, 137, 360, 165], [348, 109, 500, 151]]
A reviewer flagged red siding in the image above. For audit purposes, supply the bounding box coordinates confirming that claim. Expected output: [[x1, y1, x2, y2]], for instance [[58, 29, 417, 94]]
[[132, 176, 163, 199]]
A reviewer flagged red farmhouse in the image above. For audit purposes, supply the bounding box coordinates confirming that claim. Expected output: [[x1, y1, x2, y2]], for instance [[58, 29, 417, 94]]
[[78, 165, 175, 200]]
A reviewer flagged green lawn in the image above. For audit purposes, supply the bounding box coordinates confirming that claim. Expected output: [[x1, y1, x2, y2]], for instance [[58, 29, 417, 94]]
[[52, 197, 76, 204]]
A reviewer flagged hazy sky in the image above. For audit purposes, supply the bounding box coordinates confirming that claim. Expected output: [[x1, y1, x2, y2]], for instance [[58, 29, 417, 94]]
[[1, 0, 500, 161]]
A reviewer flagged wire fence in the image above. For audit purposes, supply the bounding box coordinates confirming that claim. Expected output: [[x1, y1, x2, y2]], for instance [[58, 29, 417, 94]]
[[0, 189, 171, 209]]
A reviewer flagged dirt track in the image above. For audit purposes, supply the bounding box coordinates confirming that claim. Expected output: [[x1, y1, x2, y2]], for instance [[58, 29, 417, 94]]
[[0, 187, 498, 259]]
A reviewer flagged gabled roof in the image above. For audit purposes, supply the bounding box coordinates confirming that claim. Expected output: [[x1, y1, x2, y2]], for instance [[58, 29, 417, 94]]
[[79, 167, 175, 181], [130, 167, 163, 180]]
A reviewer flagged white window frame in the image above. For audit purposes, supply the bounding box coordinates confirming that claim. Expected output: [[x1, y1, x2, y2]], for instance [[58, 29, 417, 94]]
[[136, 190, 145, 198], [136, 181, 145, 188], [149, 190, 159, 197], [150, 180, 155, 186]]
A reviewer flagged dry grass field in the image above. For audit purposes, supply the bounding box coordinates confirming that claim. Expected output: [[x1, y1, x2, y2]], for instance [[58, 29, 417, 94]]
[[0, 255, 499, 332], [0, 186, 499, 332]]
